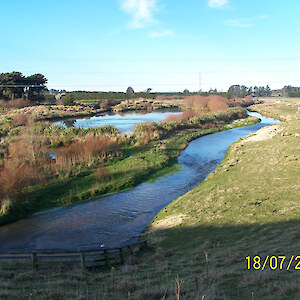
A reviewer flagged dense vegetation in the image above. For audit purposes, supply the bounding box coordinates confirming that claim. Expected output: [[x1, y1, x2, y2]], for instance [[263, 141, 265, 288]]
[[0, 72, 47, 102], [281, 86, 300, 97]]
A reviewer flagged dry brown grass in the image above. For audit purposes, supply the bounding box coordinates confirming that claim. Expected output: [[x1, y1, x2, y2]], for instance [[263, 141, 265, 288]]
[[181, 95, 229, 113], [0, 161, 41, 201], [11, 113, 30, 127], [54, 135, 120, 162], [0, 98, 33, 109], [163, 111, 200, 123], [0, 118, 48, 207], [207, 96, 229, 112]]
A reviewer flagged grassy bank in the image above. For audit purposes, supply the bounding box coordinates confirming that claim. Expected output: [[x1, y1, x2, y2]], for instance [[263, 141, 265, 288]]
[[0, 98, 297, 299], [143, 97, 300, 299]]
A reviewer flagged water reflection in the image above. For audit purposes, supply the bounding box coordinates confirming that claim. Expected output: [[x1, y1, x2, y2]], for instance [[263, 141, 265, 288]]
[[53, 109, 183, 132]]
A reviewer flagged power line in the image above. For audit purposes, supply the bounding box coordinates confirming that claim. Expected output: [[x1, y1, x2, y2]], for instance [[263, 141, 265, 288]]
[[0, 83, 198, 87], [0, 85, 45, 87], [3, 57, 300, 62], [6, 70, 300, 75]]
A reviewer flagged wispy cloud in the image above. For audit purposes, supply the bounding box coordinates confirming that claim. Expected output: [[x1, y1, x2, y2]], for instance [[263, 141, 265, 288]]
[[259, 14, 269, 19], [225, 18, 253, 28], [208, 0, 228, 9], [149, 29, 174, 38], [121, 0, 159, 29]]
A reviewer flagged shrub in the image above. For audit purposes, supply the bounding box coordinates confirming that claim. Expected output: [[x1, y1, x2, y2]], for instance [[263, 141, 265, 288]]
[[54, 135, 120, 163], [11, 113, 29, 127], [0, 161, 42, 201], [62, 94, 75, 106], [0, 98, 33, 109], [0, 197, 12, 215], [207, 95, 229, 112], [93, 165, 111, 181]]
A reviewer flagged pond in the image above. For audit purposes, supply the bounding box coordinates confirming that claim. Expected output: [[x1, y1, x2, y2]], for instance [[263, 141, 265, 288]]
[[53, 109, 183, 133], [0, 111, 280, 251]]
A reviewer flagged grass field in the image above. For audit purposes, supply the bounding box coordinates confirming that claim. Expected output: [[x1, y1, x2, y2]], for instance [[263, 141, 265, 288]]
[[0, 98, 299, 299]]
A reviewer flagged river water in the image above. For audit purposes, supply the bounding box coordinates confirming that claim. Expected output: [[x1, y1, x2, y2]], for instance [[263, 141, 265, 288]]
[[0, 111, 280, 251]]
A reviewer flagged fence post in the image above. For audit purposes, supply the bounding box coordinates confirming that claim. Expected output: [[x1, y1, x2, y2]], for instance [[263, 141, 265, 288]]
[[139, 240, 148, 250], [80, 252, 86, 272], [31, 252, 37, 270], [128, 246, 133, 255], [119, 248, 124, 265], [104, 249, 109, 266]]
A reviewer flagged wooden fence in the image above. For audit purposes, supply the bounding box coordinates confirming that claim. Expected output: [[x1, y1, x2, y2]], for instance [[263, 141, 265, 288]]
[[0, 240, 148, 271]]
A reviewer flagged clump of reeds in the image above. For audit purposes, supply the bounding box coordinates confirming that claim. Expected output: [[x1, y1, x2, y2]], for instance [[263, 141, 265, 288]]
[[133, 122, 162, 145], [0, 161, 41, 206], [182, 95, 229, 112]]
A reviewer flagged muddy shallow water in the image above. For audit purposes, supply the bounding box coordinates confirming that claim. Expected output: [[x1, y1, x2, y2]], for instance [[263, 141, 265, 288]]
[[0, 111, 280, 251]]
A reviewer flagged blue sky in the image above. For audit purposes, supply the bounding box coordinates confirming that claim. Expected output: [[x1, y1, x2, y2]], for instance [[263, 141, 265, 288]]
[[0, 0, 300, 92]]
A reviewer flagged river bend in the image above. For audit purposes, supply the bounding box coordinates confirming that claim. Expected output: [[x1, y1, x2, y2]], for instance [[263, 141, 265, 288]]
[[0, 111, 280, 251]]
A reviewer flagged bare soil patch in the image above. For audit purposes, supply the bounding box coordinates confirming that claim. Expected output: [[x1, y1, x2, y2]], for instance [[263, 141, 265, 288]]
[[243, 124, 282, 142], [147, 214, 185, 233]]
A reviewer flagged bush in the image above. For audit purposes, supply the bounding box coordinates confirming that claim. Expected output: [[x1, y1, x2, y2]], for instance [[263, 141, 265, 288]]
[[62, 94, 75, 106], [0, 197, 12, 215], [0, 127, 8, 137]]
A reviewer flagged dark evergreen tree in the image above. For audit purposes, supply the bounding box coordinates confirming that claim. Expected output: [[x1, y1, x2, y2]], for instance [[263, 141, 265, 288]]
[[126, 86, 134, 94]]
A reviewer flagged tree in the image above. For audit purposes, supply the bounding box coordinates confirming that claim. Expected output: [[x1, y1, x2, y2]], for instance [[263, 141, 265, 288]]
[[266, 85, 271, 97], [228, 85, 244, 98], [0, 72, 25, 100], [0, 72, 48, 102], [25, 74, 48, 102], [126, 86, 134, 94]]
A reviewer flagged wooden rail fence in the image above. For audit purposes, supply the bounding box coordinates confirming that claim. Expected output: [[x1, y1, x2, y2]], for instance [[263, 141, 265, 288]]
[[0, 240, 148, 271]]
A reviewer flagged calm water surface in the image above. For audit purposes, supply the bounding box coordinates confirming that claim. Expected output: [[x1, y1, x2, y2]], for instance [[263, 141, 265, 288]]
[[0, 111, 280, 251], [53, 109, 183, 133]]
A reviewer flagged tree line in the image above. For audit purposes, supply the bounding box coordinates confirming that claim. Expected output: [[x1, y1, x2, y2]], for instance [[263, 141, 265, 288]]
[[281, 86, 300, 97], [0, 72, 47, 102], [227, 85, 272, 98]]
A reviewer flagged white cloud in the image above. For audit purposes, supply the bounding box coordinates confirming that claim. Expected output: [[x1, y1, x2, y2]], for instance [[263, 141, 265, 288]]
[[208, 0, 228, 9], [149, 29, 174, 38], [121, 0, 159, 28], [225, 18, 253, 28]]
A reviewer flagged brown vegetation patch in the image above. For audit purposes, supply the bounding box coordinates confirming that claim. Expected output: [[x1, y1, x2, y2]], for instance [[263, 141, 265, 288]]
[[182, 95, 229, 112]]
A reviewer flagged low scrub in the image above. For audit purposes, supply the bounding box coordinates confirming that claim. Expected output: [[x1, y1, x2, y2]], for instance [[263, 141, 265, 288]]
[[0, 98, 34, 109]]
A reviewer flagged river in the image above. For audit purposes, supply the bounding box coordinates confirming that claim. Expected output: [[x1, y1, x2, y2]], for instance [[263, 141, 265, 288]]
[[0, 111, 280, 251]]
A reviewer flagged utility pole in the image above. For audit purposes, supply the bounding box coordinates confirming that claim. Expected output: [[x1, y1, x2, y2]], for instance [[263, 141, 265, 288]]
[[199, 73, 202, 92]]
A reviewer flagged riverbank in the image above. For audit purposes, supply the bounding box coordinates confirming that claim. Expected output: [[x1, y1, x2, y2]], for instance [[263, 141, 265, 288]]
[[143, 97, 300, 298], [0, 98, 297, 299]]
